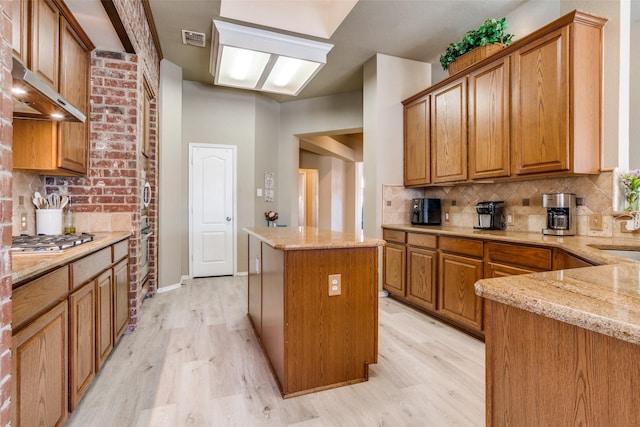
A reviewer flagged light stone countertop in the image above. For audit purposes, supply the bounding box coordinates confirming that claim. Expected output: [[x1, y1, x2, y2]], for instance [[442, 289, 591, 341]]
[[12, 232, 131, 287], [245, 226, 385, 250], [383, 224, 640, 345]]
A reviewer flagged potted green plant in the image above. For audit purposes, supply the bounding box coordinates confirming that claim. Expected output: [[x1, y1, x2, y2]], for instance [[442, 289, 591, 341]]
[[440, 17, 514, 74]]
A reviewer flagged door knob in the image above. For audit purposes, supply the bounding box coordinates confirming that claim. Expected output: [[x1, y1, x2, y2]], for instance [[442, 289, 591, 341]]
[[226, 217, 231, 221]]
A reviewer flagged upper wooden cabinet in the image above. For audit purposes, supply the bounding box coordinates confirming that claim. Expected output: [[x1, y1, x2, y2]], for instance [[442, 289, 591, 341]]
[[402, 10, 607, 187], [404, 96, 430, 186], [12, 0, 94, 176], [431, 78, 467, 183], [468, 57, 511, 180]]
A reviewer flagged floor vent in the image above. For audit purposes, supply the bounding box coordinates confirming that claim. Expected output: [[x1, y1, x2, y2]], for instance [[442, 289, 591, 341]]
[[181, 30, 206, 47]]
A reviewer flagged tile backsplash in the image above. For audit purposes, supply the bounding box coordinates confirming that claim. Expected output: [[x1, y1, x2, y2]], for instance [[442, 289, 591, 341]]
[[12, 171, 131, 235], [383, 172, 639, 238]]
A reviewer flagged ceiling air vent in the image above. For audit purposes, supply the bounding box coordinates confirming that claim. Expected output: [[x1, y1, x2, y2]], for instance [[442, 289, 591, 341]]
[[181, 30, 206, 47]]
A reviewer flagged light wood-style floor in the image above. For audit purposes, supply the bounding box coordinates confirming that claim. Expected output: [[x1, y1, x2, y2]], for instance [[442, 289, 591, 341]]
[[67, 276, 485, 426]]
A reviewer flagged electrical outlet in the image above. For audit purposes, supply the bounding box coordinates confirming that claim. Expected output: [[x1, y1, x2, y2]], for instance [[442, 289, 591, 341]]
[[589, 213, 603, 231], [328, 274, 341, 296], [506, 213, 514, 225], [20, 212, 28, 232], [445, 212, 450, 222]]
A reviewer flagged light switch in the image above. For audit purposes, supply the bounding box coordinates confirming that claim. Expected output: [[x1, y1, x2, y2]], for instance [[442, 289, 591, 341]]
[[257, 188, 263, 197]]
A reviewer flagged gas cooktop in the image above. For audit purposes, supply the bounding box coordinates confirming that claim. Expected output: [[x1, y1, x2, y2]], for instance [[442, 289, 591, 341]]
[[11, 233, 95, 253]]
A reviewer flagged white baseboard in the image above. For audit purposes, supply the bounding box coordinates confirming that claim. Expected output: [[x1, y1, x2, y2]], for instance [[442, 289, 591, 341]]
[[156, 283, 182, 294], [378, 290, 389, 298], [236, 271, 248, 276]]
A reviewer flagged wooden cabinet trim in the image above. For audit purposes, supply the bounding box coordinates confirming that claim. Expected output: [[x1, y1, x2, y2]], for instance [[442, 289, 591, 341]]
[[439, 236, 483, 258], [407, 232, 437, 248], [382, 229, 406, 244], [12, 265, 69, 331], [70, 247, 112, 290], [113, 239, 129, 262]]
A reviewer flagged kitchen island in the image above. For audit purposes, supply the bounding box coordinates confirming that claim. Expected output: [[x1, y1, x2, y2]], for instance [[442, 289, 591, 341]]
[[245, 226, 384, 398], [476, 263, 640, 425]]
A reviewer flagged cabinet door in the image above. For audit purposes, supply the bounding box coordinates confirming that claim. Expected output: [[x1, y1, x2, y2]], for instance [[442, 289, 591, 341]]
[[431, 78, 467, 183], [12, 301, 68, 427], [468, 57, 510, 179], [96, 269, 114, 370], [12, 0, 28, 61], [407, 246, 437, 310], [486, 262, 537, 278], [69, 281, 96, 411], [31, 0, 59, 89], [114, 259, 130, 340], [404, 96, 430, 186], [438, 252, 483, 331], [512, 27, 569, 175], [383, 243, 406, 296], [58, 17, 89, 174]]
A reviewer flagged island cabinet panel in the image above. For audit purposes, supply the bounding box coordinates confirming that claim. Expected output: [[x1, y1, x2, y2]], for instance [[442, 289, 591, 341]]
[[431, 78, 467, 183], [12, 301, 68, 427], [247, 235, 263, 336], [438, 237, 484, 333], [468, 57, 510, 179], [485, 301, 640, 426], [284, 247, 378, 397], [260, 243, 285, 386], [404, 96, 430, 186]]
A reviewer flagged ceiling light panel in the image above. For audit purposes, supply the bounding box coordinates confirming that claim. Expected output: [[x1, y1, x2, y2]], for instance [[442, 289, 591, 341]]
[[211, 20, 333, 96]]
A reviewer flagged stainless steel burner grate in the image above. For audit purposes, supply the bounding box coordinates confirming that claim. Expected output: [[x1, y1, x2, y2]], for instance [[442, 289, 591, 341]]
[[11, 233, 95, 253]]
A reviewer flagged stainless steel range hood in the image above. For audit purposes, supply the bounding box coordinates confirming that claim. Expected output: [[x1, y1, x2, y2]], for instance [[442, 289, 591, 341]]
[[11, 57, 86, 123]]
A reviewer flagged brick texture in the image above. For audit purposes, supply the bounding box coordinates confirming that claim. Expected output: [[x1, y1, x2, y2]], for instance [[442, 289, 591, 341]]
[[0, 2, 12, 425]]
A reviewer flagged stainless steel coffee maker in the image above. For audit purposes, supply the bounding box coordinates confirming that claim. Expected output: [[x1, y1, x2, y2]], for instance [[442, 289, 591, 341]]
[[542, 193, 576, 235]]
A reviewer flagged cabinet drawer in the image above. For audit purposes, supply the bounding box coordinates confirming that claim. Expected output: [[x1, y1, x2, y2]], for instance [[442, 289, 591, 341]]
[[439, 236, 483, 258], [71, 247, 111, 290], [485, 242, 552, 271], [13, 266, 69, 331], [383, 229, 406, 244], [113, 239, 129, 262], [407, 233, 437, 249]]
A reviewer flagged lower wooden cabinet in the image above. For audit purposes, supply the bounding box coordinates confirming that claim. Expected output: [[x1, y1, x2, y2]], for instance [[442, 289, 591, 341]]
[[96, 269, 114, 370], [69, 281, 96, 411], [383, 242, 406, 296], [113, 258, 130, 339], [12, 301, 68, 427], [406, 245, 437, 310], [438, 251, 484, 332]]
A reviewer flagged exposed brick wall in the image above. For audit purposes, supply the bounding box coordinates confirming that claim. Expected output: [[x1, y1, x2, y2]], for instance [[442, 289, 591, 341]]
[[148, 98, 157, 295], [0, 2, 12, 425], [112, 0, 160, 91]]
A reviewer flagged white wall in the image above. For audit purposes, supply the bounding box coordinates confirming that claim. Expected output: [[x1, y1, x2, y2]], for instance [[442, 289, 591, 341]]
[[362, 54, 432, 242], [158, 59, 183, 289], [630, 17, 640, 169], [181, 82, 280, 273], [279, 92, 363, 227]]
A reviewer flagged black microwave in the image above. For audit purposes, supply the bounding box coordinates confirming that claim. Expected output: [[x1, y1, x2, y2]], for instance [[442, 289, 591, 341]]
[[411, 198, 441, 225]]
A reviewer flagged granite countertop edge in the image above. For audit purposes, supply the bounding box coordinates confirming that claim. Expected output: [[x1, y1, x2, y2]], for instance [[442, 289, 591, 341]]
[[245, 226, 385, 250], [12, 232, 132, 286]]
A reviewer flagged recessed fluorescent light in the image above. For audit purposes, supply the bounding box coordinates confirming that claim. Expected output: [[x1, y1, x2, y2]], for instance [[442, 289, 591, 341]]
[[211, 20, 333, 96]]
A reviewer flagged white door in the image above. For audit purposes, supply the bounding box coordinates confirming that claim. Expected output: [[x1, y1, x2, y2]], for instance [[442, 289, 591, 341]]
[[189, 144, 235, 277]]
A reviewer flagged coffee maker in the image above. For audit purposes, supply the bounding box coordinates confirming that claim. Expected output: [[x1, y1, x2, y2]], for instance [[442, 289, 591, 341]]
[[543, 193, 576, 235], [475, 201, 506, 230]]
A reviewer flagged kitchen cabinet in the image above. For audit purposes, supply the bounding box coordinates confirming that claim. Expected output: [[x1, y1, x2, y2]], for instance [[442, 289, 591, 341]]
[[12, 0, 93, 176], [552, 248, 596, 270], [430, 78, 467, 183], [382, 229, 406, 296], [248, 235, 262, 336], [31, 0, 60, 89], [113, 258, 130, 339], [68, 280, 96, 411], [438, 237, 484, 333], [485, 242, 552, 277], [246, 227, 379, 397], [510, 15, 604, 176], [12, 0, 28, 62], [96, 269, 114, 370], [468, 57, 510, 179], [403, 96, 430, 186], [12, 301, 68, 427], [11, 266, 69, 427], [406, 233, 438, 310]]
